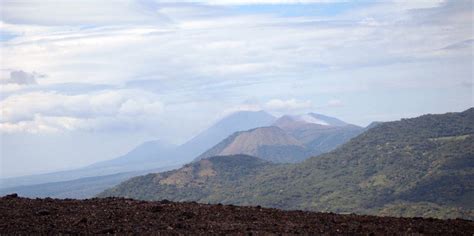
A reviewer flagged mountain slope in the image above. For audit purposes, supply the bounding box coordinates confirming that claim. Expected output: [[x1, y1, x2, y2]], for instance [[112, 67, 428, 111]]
[[0, 141, 178, 189], [100, 108, 474, 219], [99, 155, 272, 202], [176, 111, 276, 160], [195, 126, 314, 163], [0, 110, 275, 191], [0, 166, 175, 199], [86, 140, 177, 170], [273, 114, 363, 153]]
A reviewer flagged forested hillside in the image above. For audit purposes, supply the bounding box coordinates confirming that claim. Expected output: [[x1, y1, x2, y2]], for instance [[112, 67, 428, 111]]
[[100, 109, 474, 219]]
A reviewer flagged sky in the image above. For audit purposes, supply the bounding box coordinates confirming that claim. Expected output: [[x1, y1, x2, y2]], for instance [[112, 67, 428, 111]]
[[0, 0, 473, 178]]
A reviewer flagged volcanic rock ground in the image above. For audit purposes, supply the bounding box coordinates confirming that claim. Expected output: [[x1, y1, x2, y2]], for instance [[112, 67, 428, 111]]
[[1, 194, 473, 234]]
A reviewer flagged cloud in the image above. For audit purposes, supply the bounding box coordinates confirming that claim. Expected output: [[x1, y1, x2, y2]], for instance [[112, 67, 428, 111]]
[[0, 0, 472, 136], [0, 0, 172, 26], [221, 98, 343, 117], [182, 0, 341, 5], [326, 99, 343, 107], [1, 70, 42, 85], [1, 0, 471, 88], [222, 103, 263, 116], [264, 98, 312, 111], [221, 98, 314, 116], [0, 115, 84, 134], [0, 89, 164, 133]]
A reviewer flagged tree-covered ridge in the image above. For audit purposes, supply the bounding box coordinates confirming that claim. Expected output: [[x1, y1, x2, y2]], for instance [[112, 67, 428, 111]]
[[358, 108, 474, 142], [99, 155, 273, 202], [99, 108, 474, 219]]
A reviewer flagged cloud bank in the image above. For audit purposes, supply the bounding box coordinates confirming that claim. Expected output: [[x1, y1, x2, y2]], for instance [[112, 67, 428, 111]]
[[0, 0, 472, 137], [0, 89, 164, 133]]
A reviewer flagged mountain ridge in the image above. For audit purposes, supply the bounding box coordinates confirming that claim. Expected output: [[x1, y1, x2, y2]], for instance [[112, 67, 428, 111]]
[[99, 108, 474, 220], [195, 126, 314, 163], [175, 110, 277, 159], [0, 110, 276, 189], [273, 113, 364, 154]]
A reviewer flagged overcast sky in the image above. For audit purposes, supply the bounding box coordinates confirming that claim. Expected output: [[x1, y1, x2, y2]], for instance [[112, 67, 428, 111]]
[[0, 0, 473, 177]]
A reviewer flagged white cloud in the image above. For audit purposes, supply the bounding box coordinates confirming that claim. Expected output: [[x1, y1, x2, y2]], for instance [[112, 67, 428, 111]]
[[172, 0, 346, 5], [0, 0, 171, 25], [1, 0, 470, 88], [0, 0, 471, 135], [222, 103, 263, 116], [0, 89, 164, 133], [0, 115, 84, 133], [221, 98, 314, 116], [326, 99, 343, 107], [265, 98, 312, 111]]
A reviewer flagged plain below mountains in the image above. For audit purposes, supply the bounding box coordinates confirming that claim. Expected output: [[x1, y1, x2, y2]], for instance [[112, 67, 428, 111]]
[[100, 108, 474, 220]]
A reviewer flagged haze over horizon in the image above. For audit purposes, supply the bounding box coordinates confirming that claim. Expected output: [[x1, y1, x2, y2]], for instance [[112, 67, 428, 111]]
[[1, 0, 473, 177]]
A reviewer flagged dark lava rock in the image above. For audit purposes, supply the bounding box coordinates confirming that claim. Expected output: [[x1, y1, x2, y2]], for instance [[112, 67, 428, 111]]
[[149, 205, 163, 213], [4, 193, 18, 199], [96, 227, 115, 234], [0, 196, 473, 234], [159, 199, 171, 204], [180, 211, 196, 219], [74, 217, 88, 225], [36, 209, 51, 216]]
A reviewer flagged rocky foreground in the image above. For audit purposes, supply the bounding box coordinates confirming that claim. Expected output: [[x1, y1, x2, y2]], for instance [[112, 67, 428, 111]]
[[1, 194, 473, 234]]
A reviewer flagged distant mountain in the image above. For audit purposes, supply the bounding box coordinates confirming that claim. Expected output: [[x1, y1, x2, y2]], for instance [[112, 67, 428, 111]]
[[100, 108, 474, 220], [0, 167, 173, 199], [195, 113, 362, 163], [0, 110, 276, 192], [85, 140, 178, 171], [0, 140, 178, 189], [86, 110, 276, 175], [196, 126, 314, 163], [176, 111, 276, 160], [274, 113, 363, 153]]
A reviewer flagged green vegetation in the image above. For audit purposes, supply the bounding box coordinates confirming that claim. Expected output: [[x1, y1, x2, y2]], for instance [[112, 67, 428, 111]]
[[99, 155, 274, 202], [99, 108, 474, 220]]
